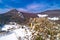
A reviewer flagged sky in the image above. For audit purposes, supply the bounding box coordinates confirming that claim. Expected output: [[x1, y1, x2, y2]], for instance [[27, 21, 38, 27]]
[[0, 0, 60, 13]]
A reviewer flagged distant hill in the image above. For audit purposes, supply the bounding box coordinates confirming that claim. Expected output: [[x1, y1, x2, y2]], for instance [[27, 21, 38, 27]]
[[38, 10, 60, 24], [38, 10, 60, 17]]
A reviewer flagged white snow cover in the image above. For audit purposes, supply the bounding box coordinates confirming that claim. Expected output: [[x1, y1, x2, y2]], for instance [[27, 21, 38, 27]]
[[1, 25, 33, 40], [2, 22, 20, 31], [18, 11, 24, 18], [48, 17, 59, 20], [2, 25, 19, 31], [0, 33, 18, 40], [13, 26, 32, 40], [18, 11, 20, 13], [37, 14, 48, 17]]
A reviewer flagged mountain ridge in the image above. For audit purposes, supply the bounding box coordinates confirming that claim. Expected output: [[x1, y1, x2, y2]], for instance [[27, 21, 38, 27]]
[[0, 9, 60, 24], [0, 9, 38, 24]]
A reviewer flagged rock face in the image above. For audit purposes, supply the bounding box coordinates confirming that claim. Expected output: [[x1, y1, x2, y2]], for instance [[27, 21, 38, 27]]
[[0, 9, 38, 24], [0, 9, 25, 24]]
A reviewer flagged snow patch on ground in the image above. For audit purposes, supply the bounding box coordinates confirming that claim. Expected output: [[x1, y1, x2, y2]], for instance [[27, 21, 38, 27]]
[[37, 14, 48, 17], [0, 25, 33, 40], [2, 25, 20, 31], [0, 33, 18, 40], [48, 17, 59, 20]]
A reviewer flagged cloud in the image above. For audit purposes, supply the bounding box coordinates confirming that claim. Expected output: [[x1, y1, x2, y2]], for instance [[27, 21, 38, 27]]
[[1, 3, 60, 13], [17, 3, 49, 13], [17, 8, 28, 12], [26, 3, 40, 9], [22, 2, 60, 13], [0, 8, 12, 13], [0, 4, 14, 13], [0, 0, 60, 13], [25, 3, 49, 13]]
